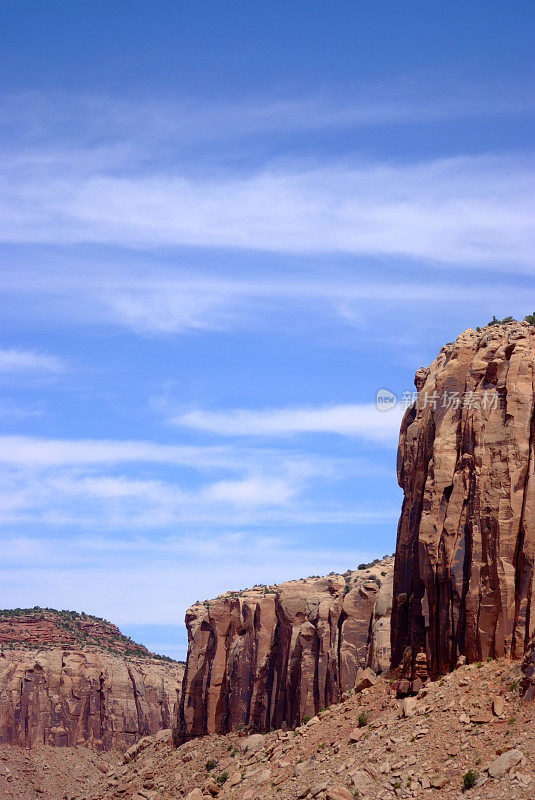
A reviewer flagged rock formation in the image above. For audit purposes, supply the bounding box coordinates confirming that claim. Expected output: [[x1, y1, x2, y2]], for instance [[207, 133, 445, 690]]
[[521, 634, 535, 700], [0, 609, 184, 749], [391, 321, 535, 676], [177, 557, 393, 738]]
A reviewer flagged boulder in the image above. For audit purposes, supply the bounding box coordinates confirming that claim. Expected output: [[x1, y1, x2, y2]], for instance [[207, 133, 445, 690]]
[[488, 749, 523, 778]]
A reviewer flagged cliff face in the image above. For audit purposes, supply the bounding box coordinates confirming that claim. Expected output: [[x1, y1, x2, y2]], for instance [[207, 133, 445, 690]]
[[177, 557, 393, 738], [391, 322, 535, 675], [0, 610, 184, 749]]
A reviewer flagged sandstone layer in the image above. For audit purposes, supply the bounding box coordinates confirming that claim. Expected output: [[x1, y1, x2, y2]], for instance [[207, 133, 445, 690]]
[[391, 321, 535, 675], [177, 557, 393, 738], [0, 609, 184, 749]]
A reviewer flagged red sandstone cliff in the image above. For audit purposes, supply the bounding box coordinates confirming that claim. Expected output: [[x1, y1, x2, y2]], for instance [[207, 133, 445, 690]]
[[177, 557, 393, 738], [0, 609, 184, 749], [391, 321, 535, 675]]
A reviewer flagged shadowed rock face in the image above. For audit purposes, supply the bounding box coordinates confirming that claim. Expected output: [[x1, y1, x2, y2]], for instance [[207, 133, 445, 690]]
[[391, 322, 535, 675], [0, 610, 184, 749], [177, 558, 393, 738]]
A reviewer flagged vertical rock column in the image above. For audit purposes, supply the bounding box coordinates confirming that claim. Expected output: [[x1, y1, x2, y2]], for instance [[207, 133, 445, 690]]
[[391, 322, 535, 675]]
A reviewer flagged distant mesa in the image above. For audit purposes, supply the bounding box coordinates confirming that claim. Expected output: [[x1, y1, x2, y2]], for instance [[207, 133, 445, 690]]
[[0, 607, 184, 750]]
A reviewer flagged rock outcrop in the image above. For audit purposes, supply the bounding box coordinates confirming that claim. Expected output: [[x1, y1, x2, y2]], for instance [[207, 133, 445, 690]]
[[521, 635, 535, 700], [177, 557, 393, 738], [0, 609, 184, 749], [391, 321, 535, 676]]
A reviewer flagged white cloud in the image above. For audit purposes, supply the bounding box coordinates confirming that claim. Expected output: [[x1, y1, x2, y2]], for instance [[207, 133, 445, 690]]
[[3, 87, 532, 151], [0, 255, 532, 338], [0, 435, 241, 468], [202, 476, 298, 506], [0, 433, 397, 530], [171, 403, 403, 442], [0, 154, 532, 267], [0, 347, 64, 373]]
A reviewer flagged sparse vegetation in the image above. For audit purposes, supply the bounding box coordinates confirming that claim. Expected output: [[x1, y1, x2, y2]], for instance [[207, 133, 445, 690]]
[[0, 607, 183, 663], [462, 769, 478, 791], [488, 315, 515, 326], [205, 759, 217, 771], [216, 772, 229, 786], [525, 312, 535, 325], [357, 711, 368, 728]]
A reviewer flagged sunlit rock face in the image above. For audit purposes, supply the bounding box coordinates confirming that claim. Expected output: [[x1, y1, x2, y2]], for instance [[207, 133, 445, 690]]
[[177, 557, 393, 738], [0, 610, 184, 749], [391, 322, 535, 675]]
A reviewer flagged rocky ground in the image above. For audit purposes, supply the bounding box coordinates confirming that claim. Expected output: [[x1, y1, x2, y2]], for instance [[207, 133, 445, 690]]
[[0, 743, 118, 800], [82, 658, 534, 800]]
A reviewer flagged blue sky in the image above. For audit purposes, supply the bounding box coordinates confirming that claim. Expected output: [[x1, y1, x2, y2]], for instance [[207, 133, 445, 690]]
[[0, 1, 533, 659]]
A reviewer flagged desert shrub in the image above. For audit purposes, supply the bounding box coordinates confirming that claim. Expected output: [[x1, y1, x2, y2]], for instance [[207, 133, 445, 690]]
[[463, 769, 478, 791]]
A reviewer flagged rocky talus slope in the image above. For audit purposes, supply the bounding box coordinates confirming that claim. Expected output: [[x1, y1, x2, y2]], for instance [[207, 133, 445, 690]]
[[178, 558, 393, 738], [83, 658, 534, 800], [391, 321, 535, 675], [0, 609, 184, 749], [0, 744, 117, 800]]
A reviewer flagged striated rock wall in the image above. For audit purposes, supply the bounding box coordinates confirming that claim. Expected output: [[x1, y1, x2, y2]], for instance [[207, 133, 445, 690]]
[[391, 321, 535, 676], [0, 649, 183, 750], [0, 609, 184, 750], [177, 557, 393, 737]]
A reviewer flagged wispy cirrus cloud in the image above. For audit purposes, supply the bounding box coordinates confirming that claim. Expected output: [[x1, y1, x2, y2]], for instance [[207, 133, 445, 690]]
[[169, 403, 403, 443], [1, 262, 532, 337], [0, 434, 393, 530], [0, 347, 64, 373], [2, 86, 531, 149], [0, 154, 532, 267]]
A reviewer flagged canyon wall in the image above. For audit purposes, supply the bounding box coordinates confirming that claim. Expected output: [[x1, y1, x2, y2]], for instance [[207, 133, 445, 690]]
[[177, 557, 393, 738], [391, 321, 535, 675], [0, 610, 184, 749]]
